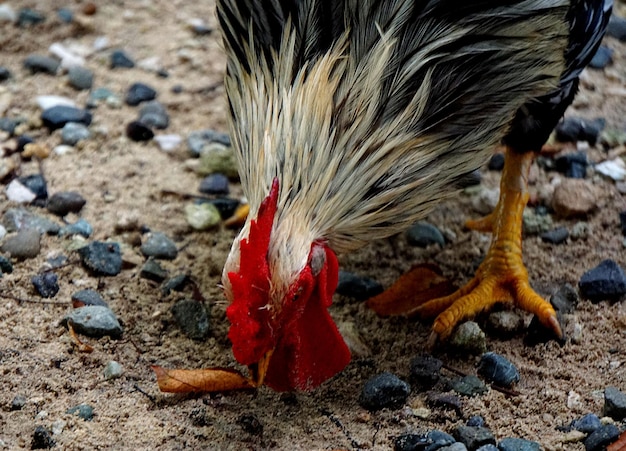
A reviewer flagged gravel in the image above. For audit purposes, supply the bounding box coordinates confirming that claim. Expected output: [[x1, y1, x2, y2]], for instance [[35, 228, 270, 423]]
[[603, 386, 626, 420], [77, 241, 123, 276], [126, 82, 157, 106], [23, 54, 59, 75], [477, 352, 520, 387], [31, 272, 59, 298], [61, 122, 91, 145], [405, 221, 446, 247], [335, 270, 384, 300], [62, 306, 123, 339], [71, 289, 108, 308], [171, 299, 210, 340], [41, 105, 92, 130], [359, 372, 410, 411], [140, 231, 178, 260], [578, 259, 626, 302], [0, 228, 41, 259]]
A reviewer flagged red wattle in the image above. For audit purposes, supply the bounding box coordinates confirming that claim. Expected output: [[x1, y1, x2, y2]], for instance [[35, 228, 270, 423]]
[[264, 247, 351, 391]]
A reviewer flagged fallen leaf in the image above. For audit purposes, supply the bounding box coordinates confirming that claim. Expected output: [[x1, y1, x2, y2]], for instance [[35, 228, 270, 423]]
[[366, 263, 454, 317], [152, 366, 256, 393], [67, 321, 94, 353]]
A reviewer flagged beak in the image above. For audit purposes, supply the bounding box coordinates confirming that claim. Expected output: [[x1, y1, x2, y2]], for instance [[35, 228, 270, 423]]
[[249, 349, 274, 387]]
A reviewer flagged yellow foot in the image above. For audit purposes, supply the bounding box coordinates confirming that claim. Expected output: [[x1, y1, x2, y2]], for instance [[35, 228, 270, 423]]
[[416, 148, 562, 343]]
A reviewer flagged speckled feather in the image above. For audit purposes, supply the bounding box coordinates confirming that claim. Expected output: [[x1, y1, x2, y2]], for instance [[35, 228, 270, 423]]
[[218, 0, 571, 303]]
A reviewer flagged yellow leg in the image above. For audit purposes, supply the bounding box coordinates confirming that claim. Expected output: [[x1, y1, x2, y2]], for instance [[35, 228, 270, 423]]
[[413, 147, 562, 343]]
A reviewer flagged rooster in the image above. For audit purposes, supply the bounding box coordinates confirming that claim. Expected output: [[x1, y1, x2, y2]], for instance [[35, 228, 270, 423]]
[[215, 0, 612, 392]]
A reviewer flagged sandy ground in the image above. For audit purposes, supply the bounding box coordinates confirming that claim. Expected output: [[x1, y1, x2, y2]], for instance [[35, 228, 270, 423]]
[[1, 1, 626, 450]]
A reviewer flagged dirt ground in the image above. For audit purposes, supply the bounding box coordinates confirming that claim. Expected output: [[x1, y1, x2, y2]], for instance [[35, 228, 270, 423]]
[[1, 1, 626, 450]]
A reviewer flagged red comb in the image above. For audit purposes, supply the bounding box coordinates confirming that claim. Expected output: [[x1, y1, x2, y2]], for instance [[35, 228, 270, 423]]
[[226, 179, 280, 365]]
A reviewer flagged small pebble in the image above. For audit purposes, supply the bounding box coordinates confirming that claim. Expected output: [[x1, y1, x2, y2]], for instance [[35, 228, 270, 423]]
[[488, 153, 505, 171], [551, 179, 597, 218], [16, 135, 35, 153], [571, 221, 590, 240], [188, 18, 213, 35], [126, 82, 157, 106], [199, 198, 240, 220], [555, 117, 605, 145], [426, 430, 457, 450], [36, 95, 76, 110], [0, 117, 17, 133], [31, 273, 59, 298], [359, 372, 410, 411], [56, 7, 73, 23], [18, 174, 47, 201], [0, 229, 40, 259], [18, 7, 45, 27], [140, 231, 178, 260], [607, 15, 626, 41], [77, 241, 122, 276], [471, 186, 500, 215], [154, 134, 182, 151], [140, 258, 168, 282], [477, 352, 520, 387], [66, 404, 94, 421], [583, 424, 620, 451], [393, 433, 429, 451], [171, 299, 210, 340], [486, 310, 525, 335], [0, 66, 12, 81], [199, 173, 230, 195], [41, 105, 92, 130], [237, 413, 263, 436], [23, 54, 59, 75], [11, 394, 27, 411], [426, 392, 462, 415], [440, 444, 467, 451], [453, 426, 495, 450], [71, 289, 108, 308], [604, 386, 626, 420], [86, 87, 117, 108], [554, 151, 588, 179], [540, 226, 569, 244], [449, 321, 486, 354], [409, 354, 442, 390], [110, 49, 135, 68], [335, 270, 384, 300], [3, 208, 60, 234], [138, 100, 169, 129], [49, 43, 84, 69], [0, 4, 17, 23], [550, 283, 579, 314], [450, 375, 488, 397], [46, 191, 86, 216], [595, 158, 626, 182], [62, 306, 123, 339], [589, 46, 613, 69], [578, 259, 626, 302], [59, 219, 93, 238], [126, 121, 154, 141], [475, 446, 498, 451], [467, 416, 485, 428], [406, 221, 445, 247], [185, 203, 222, 230], [197, 142, 239, 178], [31, 426, 55, 449], [61, 122, 91, 145], [187, 129, 231, 156], [6, 179, 37, 203], [570, 413, 602, 434], [498, 437, 541, 451], [0, 255, 13, 274], [161, 274, 190, 295], [103, 361, 123, 380]]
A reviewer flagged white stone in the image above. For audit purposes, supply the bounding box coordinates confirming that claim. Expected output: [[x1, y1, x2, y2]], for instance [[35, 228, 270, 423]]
[[0, 4, 17, 23], [137, 56, 162, 73], [0, 224, 7, 240], [154, 134, 182, 152], [93, 36, 110, 51], [595, 158, 626, 181], [567, 390, 582, 409], [49, 43, 85, 69], [53, 145, 75, 155], [6, 179, 36, 203], [36, 95, 76, 110]]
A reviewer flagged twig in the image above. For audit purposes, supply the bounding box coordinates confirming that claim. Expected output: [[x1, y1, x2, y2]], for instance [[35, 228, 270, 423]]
[[133, 383, 157, 404], [0, 291, 69, 305], [321, 408, 361, 450]]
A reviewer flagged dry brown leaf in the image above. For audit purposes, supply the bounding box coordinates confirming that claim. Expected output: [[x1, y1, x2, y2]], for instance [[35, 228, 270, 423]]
[[152, 366, 256, 393], [608, 430, 626, 451], [366, 263, 454, 317]]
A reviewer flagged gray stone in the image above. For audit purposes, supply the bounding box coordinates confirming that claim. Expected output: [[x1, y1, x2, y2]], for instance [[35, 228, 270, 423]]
[[77, 241, 122, 276], [59, 219, 93, 238], [140, 258, 168, 282], [498, 437, 541, 451], [140, 232, 178, 260], [171, 299, 210, 340], [41, 105, 92, 130], [138, 100, 169, 129], [477, 352, 520, 387], [409, 354, 443, 390], [579, 259, 626, 302], [71, 289, 108, 308], [110, 49, 135, 69], [67, 66, 94, 90], [31, 272, 59, 298], [2, 208, 60, 234], [125, 82, 157, 106], [450, 375, 488, 397], [336, 271, 383, 301], [23, 54, 58, 74], [62, 306, 123, 338], [604, 386, 626, 420], [0, 229, 40, 259], [583, 424, 620, 451], [103, 361, 123, 380], [187, 129, 231, 156], [449, 321, 486, 354], [185, 203, 221, 230], [66, 404, 94, 421], [406, 221, 445, 247], [486, 311, 525, 335], [61, 122, 91, 145], [359, 372, 410, 411], [452, 426, 495, 450]]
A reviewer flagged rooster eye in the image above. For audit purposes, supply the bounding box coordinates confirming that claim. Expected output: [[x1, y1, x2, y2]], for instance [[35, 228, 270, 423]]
[[292, 286, 304, 302]]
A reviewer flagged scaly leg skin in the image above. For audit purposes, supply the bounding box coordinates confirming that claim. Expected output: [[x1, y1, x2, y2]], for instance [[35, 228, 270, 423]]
[[414, 147, 563, 346]]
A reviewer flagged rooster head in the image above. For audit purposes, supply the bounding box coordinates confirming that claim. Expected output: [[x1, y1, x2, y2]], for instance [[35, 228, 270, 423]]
[[222, 179, 350, 391]]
